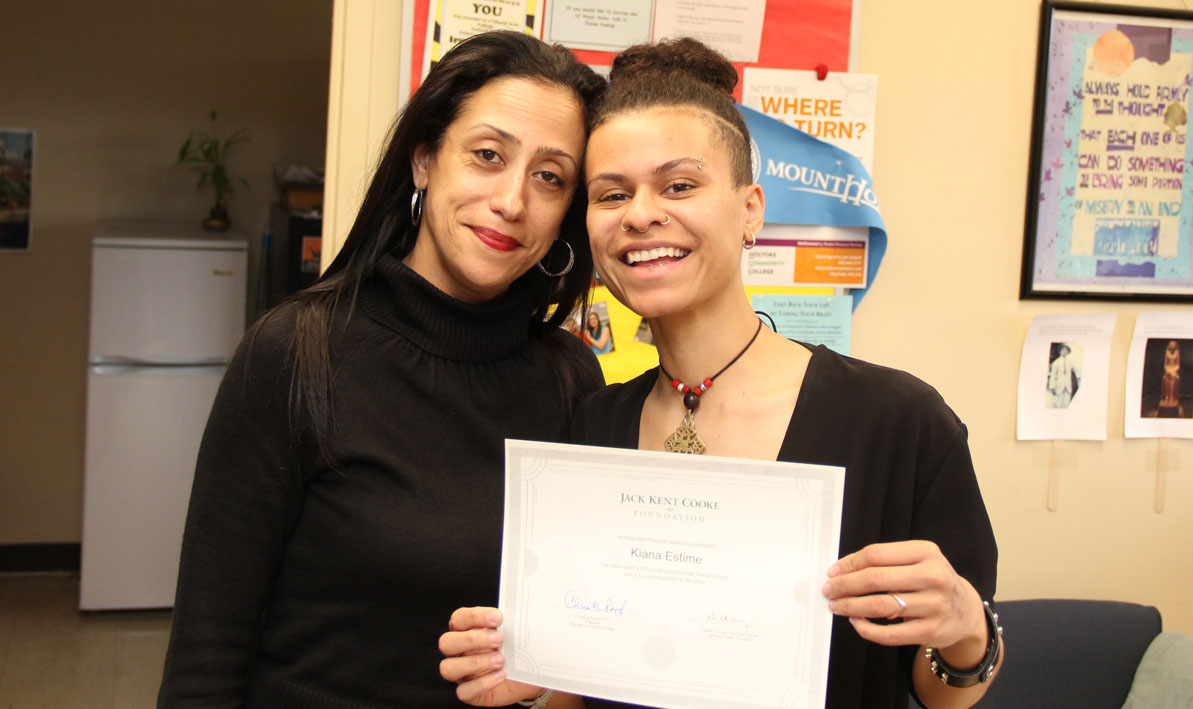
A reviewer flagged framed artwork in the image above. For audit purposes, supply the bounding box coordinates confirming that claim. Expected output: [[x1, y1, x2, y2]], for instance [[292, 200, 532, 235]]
[[1022, 1, 1193, 301], [0, 128, 33, 251]]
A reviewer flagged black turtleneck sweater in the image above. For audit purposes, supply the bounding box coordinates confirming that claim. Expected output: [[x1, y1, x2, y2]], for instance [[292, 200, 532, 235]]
[[158, 257, 603, 708]]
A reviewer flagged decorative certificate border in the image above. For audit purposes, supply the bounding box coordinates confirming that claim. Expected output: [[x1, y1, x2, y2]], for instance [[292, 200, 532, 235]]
[[500, 440, 844, 709]]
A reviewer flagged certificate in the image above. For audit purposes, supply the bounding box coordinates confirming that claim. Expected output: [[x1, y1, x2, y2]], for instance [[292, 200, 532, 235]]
[[500, 440, 845, 709]]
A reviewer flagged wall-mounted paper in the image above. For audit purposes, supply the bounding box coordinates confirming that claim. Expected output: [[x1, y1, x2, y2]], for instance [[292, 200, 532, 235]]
[[1125, 311, 1193, 438], [742, 224, 868, 288], [742, 68, 877, 172], [1016, 314, 1117, 441], [652, 0, 766, 63], [422, 0, 540, 77], [750, 294, 852, 356], [544, 1, 653, 52]]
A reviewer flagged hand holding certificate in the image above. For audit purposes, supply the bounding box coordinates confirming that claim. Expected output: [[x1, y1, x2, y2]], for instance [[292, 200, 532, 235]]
[[488, 440, 845, 709]]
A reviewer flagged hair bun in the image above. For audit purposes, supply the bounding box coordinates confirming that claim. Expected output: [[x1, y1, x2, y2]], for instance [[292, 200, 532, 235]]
[[609, 37, 737, 95]]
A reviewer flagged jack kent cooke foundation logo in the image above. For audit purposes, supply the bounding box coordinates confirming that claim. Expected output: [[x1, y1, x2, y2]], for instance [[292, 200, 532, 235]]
[[618, 492, 720, 522]]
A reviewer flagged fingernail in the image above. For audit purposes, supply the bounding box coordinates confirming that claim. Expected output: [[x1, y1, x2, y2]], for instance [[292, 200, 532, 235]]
[[487, 610, 502, 626], [848, 616, 860, 625], [488, 631, 503, 647], [490, 653, 504, 667], [828, 600, 840, 612], [821, 581, 831, 597], [827, 563, 841, 577]]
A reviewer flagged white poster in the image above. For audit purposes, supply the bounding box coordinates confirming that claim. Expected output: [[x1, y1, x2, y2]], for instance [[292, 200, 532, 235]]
[[544, 1, 653, 52], [742, 67, 878, 172], [1016, 314, 1117, 441], [652, 0, 766, 63], [1125, 311, 1193, 438]]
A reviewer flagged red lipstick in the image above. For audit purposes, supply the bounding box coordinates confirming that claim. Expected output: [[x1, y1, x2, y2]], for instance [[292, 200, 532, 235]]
[[472, 227, 520, 252]]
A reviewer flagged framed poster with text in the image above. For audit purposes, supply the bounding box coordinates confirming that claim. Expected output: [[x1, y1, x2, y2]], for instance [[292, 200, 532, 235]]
[[1022, 1, 1193, 301]]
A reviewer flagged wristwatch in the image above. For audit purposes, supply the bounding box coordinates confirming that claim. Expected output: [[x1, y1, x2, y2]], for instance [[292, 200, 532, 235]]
[[924, 601, 1003, 688]]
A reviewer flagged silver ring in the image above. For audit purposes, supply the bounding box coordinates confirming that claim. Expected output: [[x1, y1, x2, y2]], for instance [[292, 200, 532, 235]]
[[634, 214, 670, 233], [887, 592, 907, 620], [620, 223, 631, 231]]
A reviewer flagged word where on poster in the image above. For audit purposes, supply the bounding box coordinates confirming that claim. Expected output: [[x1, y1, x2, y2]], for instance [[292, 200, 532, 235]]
[[742, 68, 877, 172]]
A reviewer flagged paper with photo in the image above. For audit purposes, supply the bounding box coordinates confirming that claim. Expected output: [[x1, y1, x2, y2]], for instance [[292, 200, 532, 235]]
[[500, 440, 844, 709], [751, 294, 852, 356], [652, 0, 766, 63], [544, 1, 653, 52], [1016, 314, 1116, 441], [742, 68, 877, 173], [1124, 312, 1193, 438]]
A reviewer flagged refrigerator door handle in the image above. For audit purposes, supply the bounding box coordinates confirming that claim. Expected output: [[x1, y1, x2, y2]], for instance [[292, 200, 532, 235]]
[[89, 355, 230, 367]]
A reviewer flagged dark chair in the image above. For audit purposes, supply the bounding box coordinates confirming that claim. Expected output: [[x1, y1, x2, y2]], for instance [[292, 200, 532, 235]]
[[974, 598, 1163, 708]]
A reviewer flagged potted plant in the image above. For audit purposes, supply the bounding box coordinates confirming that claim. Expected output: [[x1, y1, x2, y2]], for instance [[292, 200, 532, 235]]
[[176, 110, 248, 231]]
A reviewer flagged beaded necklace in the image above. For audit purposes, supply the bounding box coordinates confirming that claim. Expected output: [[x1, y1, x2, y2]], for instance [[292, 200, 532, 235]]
[[658, 318, 763, 454]]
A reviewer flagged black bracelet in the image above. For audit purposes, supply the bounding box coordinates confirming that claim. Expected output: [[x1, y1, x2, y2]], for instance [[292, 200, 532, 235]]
[[924, 601, 1003, 688]]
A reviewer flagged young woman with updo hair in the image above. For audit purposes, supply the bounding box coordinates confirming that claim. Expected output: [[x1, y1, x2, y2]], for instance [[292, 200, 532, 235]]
[[441, 38, 1001, 709], [159, 31, 606, 707]]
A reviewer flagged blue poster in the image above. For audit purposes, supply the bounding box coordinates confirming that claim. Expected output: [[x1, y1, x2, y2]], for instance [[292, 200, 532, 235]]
[[738, 105, 887, 307]]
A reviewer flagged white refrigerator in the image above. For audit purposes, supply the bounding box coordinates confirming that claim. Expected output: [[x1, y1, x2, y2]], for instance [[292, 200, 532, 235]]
[[80, 220, 247, 610]]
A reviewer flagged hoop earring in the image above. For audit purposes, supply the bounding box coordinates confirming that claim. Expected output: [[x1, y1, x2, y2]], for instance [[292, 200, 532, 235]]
[[743, 231, 757, 250], [537, 239, 575, 278], [410, 188, 425, 226]]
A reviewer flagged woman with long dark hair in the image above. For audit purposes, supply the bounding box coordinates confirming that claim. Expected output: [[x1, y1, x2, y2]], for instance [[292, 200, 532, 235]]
[[440, 38, 1000, 709], [583, 310, 612, 354], [158, 31, 606, 707]]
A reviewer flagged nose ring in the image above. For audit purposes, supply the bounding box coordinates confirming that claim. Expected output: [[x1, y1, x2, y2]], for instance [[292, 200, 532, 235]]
[[621, 214, 670, 233]]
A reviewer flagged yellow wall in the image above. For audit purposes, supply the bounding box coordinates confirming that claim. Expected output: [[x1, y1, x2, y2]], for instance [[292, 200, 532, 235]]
[[0, 1, 331, 544], [856, 0, 1192, 634]]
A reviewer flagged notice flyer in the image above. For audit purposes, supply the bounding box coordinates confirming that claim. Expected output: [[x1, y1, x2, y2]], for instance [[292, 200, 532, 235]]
[[544, 1, 653, 52], [1124, 311, 1193, 438], [651, 0, 766, 63], [750, 294, 852, 356], [422, 0, 540, 77], [741, 224, 868, 289], [742, 68, 877, 172], [1016, 313, 1117, 441]]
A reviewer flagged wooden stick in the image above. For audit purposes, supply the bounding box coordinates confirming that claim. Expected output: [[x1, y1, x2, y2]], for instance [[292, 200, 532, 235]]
[[1047, 440, 1060, 512], [1155, 438, 1168, 514]]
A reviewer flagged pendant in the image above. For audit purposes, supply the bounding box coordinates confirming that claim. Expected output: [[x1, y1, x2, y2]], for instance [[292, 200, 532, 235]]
[[664, 410, 706, 455]]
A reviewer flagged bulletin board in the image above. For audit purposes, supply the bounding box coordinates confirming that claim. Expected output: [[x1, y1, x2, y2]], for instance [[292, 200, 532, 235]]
[[405, 1, 859, 99], [400, 0, 863, 383]]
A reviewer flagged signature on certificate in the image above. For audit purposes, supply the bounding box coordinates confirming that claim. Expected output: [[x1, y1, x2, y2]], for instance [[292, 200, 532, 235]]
[[564, 590, 628, 617]]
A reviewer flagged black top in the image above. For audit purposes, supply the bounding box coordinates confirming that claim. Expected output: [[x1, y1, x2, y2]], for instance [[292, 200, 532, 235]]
[[570, 344, 997, 709], [159, 256, 604, 708]]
